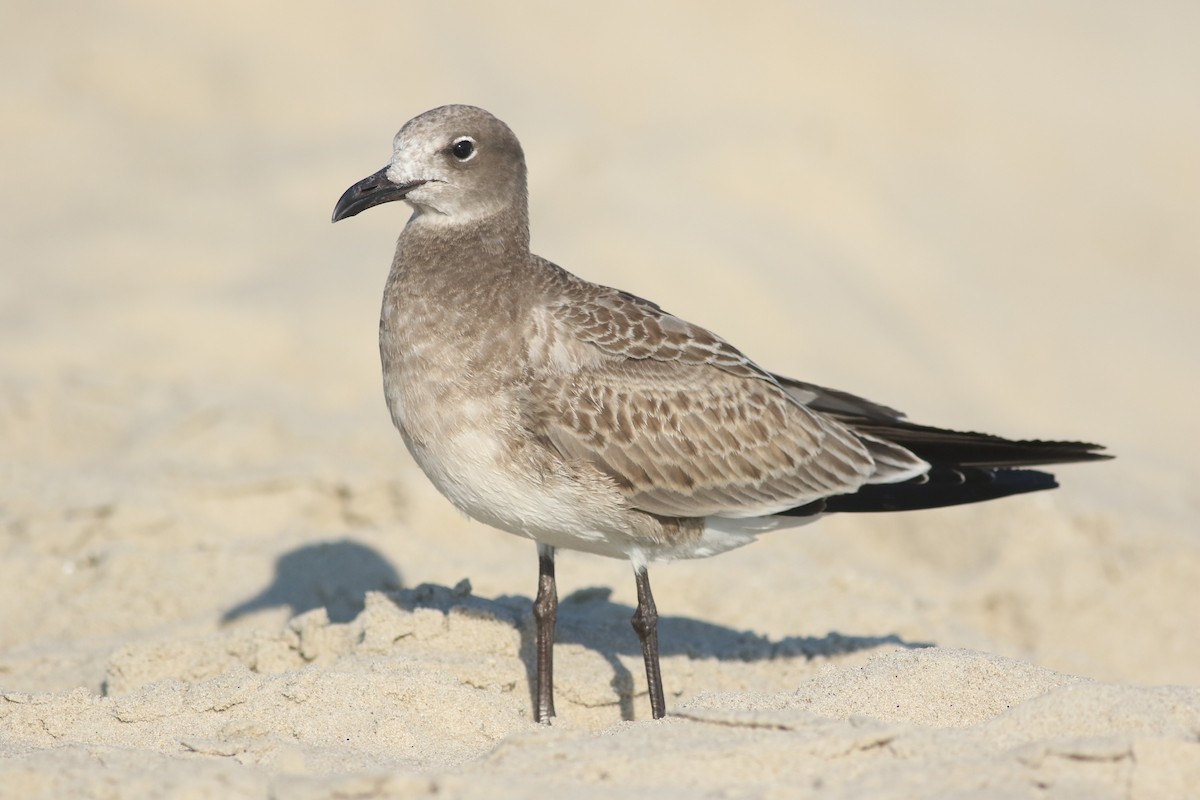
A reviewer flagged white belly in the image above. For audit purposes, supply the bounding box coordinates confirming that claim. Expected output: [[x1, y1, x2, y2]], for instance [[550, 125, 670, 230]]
[[386, 375, 644, 558]]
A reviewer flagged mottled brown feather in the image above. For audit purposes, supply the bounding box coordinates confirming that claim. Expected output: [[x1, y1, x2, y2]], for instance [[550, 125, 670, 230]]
[[525, 272, 916, 518]]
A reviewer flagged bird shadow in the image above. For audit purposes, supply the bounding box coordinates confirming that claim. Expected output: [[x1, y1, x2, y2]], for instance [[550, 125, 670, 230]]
[[222, 539, 404, 625], [385, 582, 932, 723], [221, 542, 928, 721]]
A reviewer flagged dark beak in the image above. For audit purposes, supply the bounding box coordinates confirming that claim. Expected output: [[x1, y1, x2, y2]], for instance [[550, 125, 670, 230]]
[[331, 167, 426, 223]]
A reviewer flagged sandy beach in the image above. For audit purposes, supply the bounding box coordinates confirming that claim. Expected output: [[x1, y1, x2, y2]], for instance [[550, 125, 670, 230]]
[[2, 1, 1198, 797]]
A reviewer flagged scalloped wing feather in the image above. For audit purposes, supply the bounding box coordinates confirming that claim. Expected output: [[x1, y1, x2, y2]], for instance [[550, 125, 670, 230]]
[[527, 284, 926, 518]]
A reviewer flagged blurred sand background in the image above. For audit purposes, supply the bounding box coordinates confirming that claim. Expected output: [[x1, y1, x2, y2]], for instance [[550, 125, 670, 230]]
[[2, 1, 1199, 797]]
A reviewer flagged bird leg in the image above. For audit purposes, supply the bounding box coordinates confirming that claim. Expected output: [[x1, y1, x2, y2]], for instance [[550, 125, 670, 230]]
[[532, 544, 557, 723], [631, 566, 667, 719]]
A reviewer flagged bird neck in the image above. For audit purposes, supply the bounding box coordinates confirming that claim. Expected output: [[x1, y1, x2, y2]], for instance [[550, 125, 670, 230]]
[[387, 201, 537, 307], [400, 200, 529, 262]]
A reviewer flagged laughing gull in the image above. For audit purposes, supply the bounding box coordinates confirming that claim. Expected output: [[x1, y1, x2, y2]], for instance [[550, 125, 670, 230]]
[[332, 105, 1109, 723]]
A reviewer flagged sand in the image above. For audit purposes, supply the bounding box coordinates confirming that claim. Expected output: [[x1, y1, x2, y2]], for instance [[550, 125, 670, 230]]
[[2, 1, 1198, 797]]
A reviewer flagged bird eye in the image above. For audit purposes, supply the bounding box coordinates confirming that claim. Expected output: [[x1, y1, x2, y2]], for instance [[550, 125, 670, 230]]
[[451, 137, 476, 161]]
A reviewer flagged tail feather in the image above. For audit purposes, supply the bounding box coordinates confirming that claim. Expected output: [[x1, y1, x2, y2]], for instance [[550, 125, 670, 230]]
[[807, 467, 1060, 514]]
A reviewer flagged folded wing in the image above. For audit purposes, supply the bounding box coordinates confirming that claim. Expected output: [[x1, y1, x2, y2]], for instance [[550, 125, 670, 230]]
[[527, 282, 929, 518]]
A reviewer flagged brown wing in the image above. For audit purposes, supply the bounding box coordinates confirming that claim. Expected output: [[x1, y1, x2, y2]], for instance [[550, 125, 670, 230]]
[[527, 281, 924, 518]]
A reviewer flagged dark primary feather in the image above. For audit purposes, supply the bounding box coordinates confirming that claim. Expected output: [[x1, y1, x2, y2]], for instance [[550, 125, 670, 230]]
[[773, 374, 1110, 515], [838, 419, 1110, 469]]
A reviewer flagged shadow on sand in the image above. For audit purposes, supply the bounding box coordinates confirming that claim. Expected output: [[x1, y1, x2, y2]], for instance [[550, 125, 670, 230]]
[[224, 542, 928, 721], [222, 539, 403, 624], [384, 579, 932, 723]]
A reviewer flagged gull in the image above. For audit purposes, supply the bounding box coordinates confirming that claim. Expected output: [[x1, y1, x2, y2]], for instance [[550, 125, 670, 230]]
[[332, 104, 1109, 723]]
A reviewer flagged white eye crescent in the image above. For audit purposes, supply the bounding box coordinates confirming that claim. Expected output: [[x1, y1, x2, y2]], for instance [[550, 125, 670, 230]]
[[451, 136, 477, 161]]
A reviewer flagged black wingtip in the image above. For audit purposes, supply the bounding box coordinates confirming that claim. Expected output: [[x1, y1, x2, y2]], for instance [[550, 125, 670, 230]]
[[847, 420, 1114, 469]]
